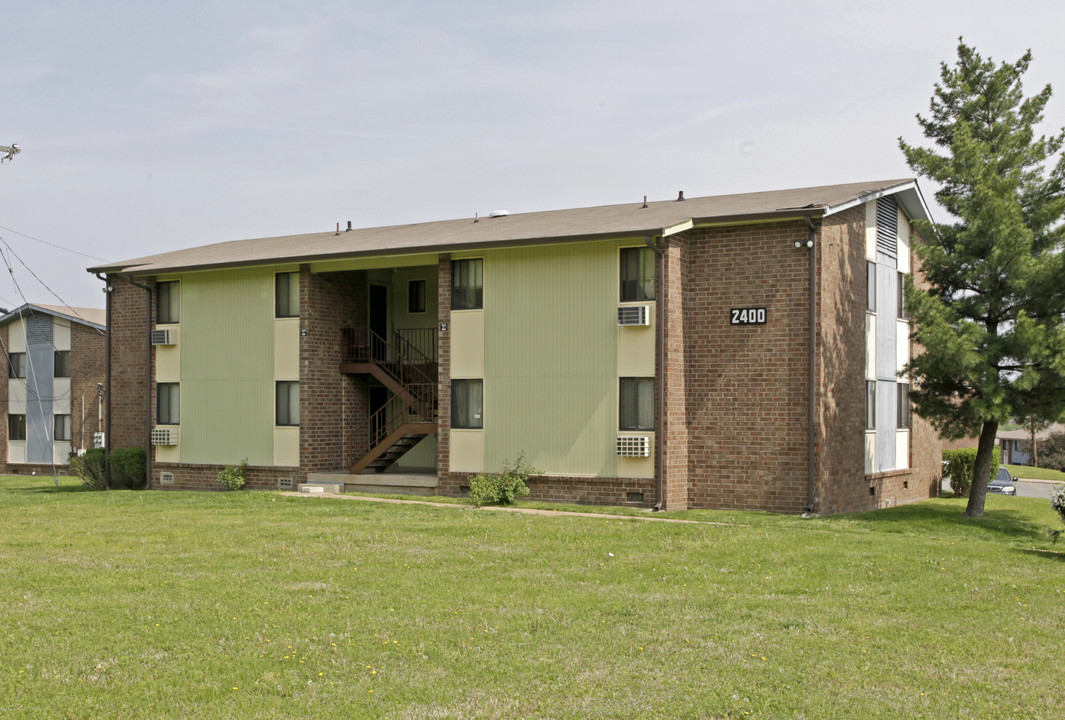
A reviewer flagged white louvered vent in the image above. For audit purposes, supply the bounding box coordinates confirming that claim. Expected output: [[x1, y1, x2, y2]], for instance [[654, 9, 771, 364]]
[[876, 196, 898, 258], [616, 435, 651, 458], [159, 471, 175, 485], [151, 427, 179, 446], [617, 305, 650, 326], [151, 329, 174, 346]]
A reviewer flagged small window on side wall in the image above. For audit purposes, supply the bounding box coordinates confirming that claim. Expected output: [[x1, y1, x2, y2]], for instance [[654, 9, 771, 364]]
[[897, 272, 908, 320], [620, 247, 655, 302], [619, 377, 655, 431], [54, 350, 71, 378], [408, 279, 427, 314], [275, 272, 300, 318], [157, 281, 179, 324], [866, 262, 876, 312], [452, 260, 483, 310], [8, 352, 25, 379], [8, 414, 26, 441], [157, 383, 180, 425], [896, 383, 910, 429], [54, 414, 71, 442], [276, 381, 300, 426], [865, 381, 876, 431], [451, 379, 483, 429]]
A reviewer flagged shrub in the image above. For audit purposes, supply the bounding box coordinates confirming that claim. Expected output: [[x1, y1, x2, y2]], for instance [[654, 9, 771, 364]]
[[469, 455, 539, 507], [1034, 430, 1065, 471], [944, 446, 1001, 497], [109, 447, 147, 489], [217, 459, 249, 491], [70, 448, 107, 490], [1051, 484, 1065, 525]]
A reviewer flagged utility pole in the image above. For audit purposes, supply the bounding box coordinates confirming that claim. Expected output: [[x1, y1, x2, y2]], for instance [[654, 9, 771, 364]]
[[0, 143, 19, 163]]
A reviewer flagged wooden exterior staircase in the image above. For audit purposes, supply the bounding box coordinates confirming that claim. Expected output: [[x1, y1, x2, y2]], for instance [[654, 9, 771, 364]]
[[341, 327, 438, 474]]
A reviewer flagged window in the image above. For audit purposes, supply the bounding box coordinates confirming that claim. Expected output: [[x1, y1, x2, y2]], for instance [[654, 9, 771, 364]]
[[276, 381, 299, 426], [620, 247, 655, 302], [275, 272, 299, 318], [451, 379, 483, 429], [619, 377, 655, 431], [8, 414, 26, 441], [157, 281, 179, 324], [865, 381, 876, 430], [897, 383, 910, 429], [54, 414, 71, 442], [897, 272, 908, 320], [8, 352, 25, 379], [54, 350, 71, 378], [452, 259, 483, 310], [408, 279, 427, 314], [157, 383, 180, 425], [866, 262, 876, 312]]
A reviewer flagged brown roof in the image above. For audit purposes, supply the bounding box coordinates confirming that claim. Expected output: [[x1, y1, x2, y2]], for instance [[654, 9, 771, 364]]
[[0, 303, 106, 329], [90, 178, 927, 275], [998, 423, 1065, 442]]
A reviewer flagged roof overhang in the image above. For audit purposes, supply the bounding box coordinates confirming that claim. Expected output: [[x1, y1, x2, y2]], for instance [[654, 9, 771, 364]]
[[822, 179, 932, 223]]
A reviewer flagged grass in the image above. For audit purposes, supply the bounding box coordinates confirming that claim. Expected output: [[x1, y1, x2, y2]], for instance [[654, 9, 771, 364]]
[[1005, 464, 1065, 482], [2, 476, 1064, 719]]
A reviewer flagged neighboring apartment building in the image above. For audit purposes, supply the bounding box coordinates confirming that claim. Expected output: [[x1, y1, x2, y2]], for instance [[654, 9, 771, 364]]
[[0, 304, 107, 473], [90, 178, 941, 513]]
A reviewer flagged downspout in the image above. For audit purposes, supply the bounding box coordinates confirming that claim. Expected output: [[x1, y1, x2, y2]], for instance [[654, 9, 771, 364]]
[[94, 273, 112, 489], [804, 217, 818, 513], [646, 234, 667, 510], [126, 276, 153, 490]]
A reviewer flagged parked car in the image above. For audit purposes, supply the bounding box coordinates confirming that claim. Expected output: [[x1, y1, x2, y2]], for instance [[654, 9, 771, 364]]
[[987, 466, 1016, 495]]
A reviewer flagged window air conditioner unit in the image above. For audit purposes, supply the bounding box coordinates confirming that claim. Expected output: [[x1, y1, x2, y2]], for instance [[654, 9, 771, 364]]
[[617, 305, 650, 326], [151, 329, 175, 346], [616, 435, 651, 458], [151, 427, 179, 446]]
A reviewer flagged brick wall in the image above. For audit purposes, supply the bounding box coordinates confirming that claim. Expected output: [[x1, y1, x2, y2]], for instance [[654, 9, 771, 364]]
[[70, 321, 107, 454], [436, 256, 458, 494], [438, 470, 656, 507], [678, 221, 812, 513], [662, 238, 690, 509], [300, 268, 367, 474], [108, 276, 151, 452], [153, 461, 298, 491]]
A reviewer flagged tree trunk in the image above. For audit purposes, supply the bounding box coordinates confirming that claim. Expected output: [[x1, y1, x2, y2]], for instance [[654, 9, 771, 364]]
[[966, 419, 999, 518], [1031, 419, 1039, 468]]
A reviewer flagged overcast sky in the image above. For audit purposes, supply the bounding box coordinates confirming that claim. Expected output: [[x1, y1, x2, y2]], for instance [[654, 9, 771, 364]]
[[1, 0, 1063, 309]]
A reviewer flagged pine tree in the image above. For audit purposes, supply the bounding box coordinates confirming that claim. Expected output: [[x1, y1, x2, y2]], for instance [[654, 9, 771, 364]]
[[899, 40, 1065, 518]]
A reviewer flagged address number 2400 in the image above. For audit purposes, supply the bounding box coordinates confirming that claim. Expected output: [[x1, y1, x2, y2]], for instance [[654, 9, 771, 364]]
[[730, 307, 767, 325]]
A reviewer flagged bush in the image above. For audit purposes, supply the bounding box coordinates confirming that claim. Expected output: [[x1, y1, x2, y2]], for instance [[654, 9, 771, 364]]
[[70, 448, 107, 490], [944, 446, 1001, 497], [110, 447, 146, 489], [1034, 430, 1065, 471], [1051, 484, 1065, 525], [217, 459, 248, 491], [469, 455, 539, 507]]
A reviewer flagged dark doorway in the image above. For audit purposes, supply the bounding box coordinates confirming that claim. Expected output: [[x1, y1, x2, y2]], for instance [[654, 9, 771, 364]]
[[369, 284, 388, 361]]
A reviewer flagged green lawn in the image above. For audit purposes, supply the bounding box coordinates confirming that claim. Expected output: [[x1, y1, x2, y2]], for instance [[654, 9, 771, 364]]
[[2, 476, 1064, 719], [1005, 464, 1065, 482]]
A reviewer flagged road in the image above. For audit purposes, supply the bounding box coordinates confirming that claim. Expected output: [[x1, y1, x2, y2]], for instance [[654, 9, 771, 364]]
[[941, 477, 1059, 499]]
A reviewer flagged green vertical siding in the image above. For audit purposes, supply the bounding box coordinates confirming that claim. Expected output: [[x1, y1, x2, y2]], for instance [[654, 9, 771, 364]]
[[180, 268, 275, 465], [483, 242, 620, 476]]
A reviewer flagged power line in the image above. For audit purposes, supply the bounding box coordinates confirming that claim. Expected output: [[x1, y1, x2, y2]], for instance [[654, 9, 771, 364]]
[[0, 225, 106, 262], [0, 232, 103, 330]]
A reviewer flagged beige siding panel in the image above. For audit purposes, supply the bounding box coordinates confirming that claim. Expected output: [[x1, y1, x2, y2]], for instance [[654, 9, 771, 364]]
[[395, 434, 437, 470], [865, 201, 877, 261], [865, 431, 876, 475], [450, 430, 484, 473], [483, 242, 619, 476], [618, 431, 655, 479], [8, 440, 26, 463], [53, 378, 71, 414], [52, 441, 71, 465], [617, 304, 655, 376], [156, 327, 181, 383], [9, 319, 25, 353], [865, 313, 876, 380], [895, 429, 910, 470], [54, 319, 71, 352], [9, 380, 27, 413], [273, 427, 300, 466], [450, 310, 484, 379], [180, 268, 275, 466], [274, 318, 300, 380], [156, 442, 181, 464]]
